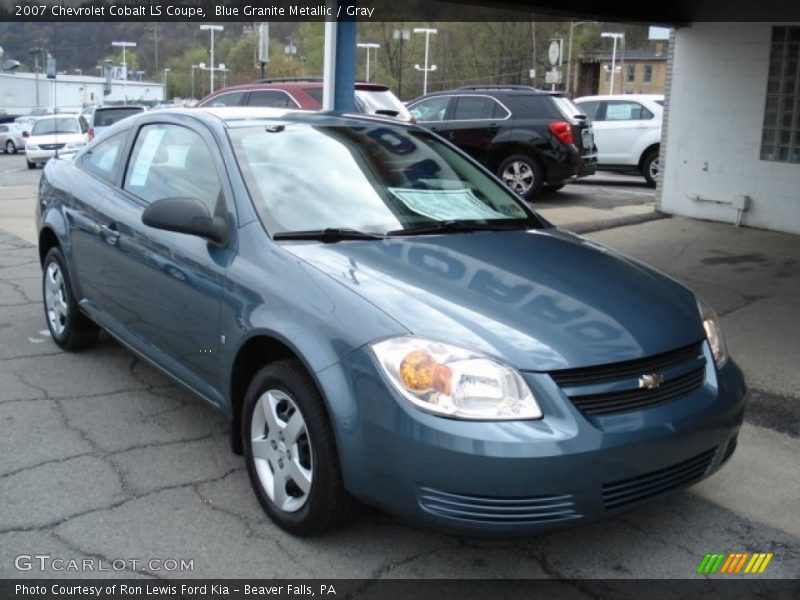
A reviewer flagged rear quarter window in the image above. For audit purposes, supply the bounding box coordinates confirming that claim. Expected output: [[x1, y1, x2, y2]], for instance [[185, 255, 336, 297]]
[[503, 95, 562, 119]]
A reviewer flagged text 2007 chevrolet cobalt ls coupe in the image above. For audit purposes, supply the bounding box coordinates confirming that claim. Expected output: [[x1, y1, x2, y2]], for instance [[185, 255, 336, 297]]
[[37, 107, 745, 535]]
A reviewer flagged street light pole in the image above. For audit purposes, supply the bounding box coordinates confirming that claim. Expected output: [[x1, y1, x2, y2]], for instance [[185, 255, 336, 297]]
[[357, 43, 380, 82], [601, 32, 623, 95], [163, 67, 170, 100], [199, 25, 224, 94], [112, 41, 136, 103], [566, 21, 595, 96], [413, 28, 437, 96]]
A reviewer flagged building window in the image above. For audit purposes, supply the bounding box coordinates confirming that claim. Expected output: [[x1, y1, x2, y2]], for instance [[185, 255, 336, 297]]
[[626, 65, 636, 83], [643, 65, 653, 83], [761, 26, 800, 163]]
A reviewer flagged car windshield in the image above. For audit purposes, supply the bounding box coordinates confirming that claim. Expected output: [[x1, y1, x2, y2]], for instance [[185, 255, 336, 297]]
[[230, 123, 541, 236], [32, 118, 80, 135], [551, 96, 586, 119], [94, 107, 143, 127]]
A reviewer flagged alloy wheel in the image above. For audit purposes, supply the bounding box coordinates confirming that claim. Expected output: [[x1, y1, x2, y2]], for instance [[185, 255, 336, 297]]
[[649, 157, 659, 181], [44, 261, 68, 336], [250, 389, 313, 513], [5, 141, 14, 154], [501, 160, 534, 195]]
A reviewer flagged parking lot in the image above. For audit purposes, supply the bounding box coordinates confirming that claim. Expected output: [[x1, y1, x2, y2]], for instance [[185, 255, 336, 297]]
[[1, 150, 799, 581]]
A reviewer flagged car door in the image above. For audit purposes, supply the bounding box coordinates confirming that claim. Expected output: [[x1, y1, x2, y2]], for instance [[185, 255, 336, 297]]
[[591, 100, 656, 165], [444, 95, 511, 162], [408, 95, 454, 135], [83, 120, 231, 406]]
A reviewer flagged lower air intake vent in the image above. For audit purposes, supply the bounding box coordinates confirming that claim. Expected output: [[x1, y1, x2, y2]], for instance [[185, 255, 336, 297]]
[[418, 487, 582, 524], [602, 448, 717, 510]]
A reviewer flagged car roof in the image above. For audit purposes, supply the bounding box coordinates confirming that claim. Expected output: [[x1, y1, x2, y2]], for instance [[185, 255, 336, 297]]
[[574, 94, 665, 102], [187, 106, 411, 129], [202, 80, 392, 97], [95, 105, 145, 111], [34, 113, 80, 120]]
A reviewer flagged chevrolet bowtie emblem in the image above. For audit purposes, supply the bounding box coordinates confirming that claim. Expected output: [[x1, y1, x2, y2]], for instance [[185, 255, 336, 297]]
[[638, 372, 665, 390]]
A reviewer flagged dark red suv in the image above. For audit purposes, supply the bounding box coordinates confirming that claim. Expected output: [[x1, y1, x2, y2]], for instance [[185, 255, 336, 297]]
[[197, 78, 413, 121]]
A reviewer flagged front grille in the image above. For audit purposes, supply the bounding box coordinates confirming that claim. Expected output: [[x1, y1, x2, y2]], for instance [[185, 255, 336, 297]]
[[602, 447, 717, 510], [549, 341, 706, 417], [550, 342, 704, 386], [569, 367, 706, 416], [418, 487, 582, 525], [40, 143, 66, 151]]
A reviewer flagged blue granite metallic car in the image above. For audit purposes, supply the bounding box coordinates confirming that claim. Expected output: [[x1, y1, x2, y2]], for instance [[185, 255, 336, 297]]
[[37, 107, 745, 536]]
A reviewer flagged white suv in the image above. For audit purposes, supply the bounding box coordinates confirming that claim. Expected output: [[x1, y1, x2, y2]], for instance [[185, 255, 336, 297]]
[[574, 94, 663, 186]]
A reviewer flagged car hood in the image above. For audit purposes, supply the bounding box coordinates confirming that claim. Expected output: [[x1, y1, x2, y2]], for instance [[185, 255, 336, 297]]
[[284, 229, 703, 371]]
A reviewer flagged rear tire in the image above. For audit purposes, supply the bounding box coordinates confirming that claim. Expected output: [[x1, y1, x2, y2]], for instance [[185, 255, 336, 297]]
[[642, 150, 659, 187], [243, 360, 353, 535], [4, 140, 16, 154], [27, 160, 36, 169], [497, 154, 544, 200], [42, 247, 99, 351]]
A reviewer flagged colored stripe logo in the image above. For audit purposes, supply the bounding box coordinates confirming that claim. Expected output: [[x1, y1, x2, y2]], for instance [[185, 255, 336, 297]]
[[697, 552, 773, 574]]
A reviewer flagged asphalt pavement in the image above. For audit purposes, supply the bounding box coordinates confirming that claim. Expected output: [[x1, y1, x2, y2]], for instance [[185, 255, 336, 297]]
[[1, 152, 798, 582]]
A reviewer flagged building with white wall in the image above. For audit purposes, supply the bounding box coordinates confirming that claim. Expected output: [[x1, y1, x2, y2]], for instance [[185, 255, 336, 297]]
[[0, 71, 164, 113], [658, 23, 800, 235]]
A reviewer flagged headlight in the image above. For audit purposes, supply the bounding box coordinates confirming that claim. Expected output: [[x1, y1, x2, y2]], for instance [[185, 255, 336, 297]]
[[27, 144, 39, 151], [371, 336, 542, 420], [698, 298, 728, 367]]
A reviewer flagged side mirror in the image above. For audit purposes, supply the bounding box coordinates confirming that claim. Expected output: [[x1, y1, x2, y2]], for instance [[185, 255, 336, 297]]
[[142, 197, 228, 245], [22, 131, 29, 138]]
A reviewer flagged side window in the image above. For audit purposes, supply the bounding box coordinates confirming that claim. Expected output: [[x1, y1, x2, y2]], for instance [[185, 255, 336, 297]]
[[604, 101, 654, 121], [408, 97, 450, 122], [0, 126, 7, 133], [206, 92, 245, 107], [79, 117, 89, 133], [451, 96, 500, 120], [577, 101, 601, 120], [123, 124, 222, 212], [79, 132, 126, 183], [247, 90, 299, 108]]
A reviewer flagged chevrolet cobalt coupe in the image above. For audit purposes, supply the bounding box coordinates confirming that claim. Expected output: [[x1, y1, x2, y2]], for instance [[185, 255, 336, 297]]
[[37, 107, 745, 535]]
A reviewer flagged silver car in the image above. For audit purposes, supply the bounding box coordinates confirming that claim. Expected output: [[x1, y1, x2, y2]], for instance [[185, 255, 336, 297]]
[[0, 122, 25, 154]]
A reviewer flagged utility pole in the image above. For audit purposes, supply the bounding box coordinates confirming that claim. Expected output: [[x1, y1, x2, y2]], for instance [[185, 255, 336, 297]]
[[147, 24, 160, 78], [357, 43, 380, 82], [30, 46, 42, 107], [601, 32, 623, 95], [393, 28, 410, 99]]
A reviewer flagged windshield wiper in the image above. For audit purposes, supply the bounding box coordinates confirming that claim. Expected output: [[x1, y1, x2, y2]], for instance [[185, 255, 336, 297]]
[[272, 228, 386, 243], [386, 220, 528, 236]]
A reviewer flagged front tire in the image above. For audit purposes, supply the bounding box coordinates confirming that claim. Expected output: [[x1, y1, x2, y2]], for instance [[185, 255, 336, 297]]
[[243, 360, 352, 535], [27, 160, 37, 169], [42, 247, 99, 351], [497, 154, 544, 200], [642, 150, 659, 187]]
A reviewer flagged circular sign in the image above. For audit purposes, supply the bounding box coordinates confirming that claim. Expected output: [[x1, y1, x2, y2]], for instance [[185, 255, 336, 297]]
[[548, 40, 561, 66]]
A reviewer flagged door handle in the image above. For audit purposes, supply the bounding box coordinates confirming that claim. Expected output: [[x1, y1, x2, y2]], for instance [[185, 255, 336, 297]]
[[101, 223, 120, 245]]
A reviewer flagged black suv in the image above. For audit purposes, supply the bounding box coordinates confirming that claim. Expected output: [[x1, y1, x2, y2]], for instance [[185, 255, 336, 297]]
[[408, 86, 596, 199]]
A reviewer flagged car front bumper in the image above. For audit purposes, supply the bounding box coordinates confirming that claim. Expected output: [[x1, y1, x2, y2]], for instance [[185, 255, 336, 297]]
[[319, 343, 745, 535], [26, 148, 78, 163]]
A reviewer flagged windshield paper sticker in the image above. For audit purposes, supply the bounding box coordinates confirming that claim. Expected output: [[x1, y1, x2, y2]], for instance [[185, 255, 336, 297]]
[[388, 188, 509, 221]]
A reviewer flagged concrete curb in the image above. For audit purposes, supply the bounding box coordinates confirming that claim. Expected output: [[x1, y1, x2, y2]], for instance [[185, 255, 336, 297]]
[[561, 210, 670, 234]]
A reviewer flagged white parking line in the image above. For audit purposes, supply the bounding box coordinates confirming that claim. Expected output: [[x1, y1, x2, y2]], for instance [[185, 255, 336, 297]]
[[0, 168, 26, 174]]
